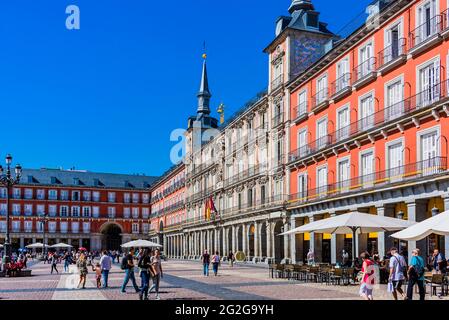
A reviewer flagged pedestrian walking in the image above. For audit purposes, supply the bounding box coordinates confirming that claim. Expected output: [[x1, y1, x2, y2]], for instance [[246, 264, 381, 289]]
[[138, 249, 152, 300], [307, 249, 315, 266], [407, 248, 425, 301], [149, 249, 163, 300], [120, 248, 140, 293], [99, 250, 112, 288], [50, 253, 59, 274], [212, 251, 220, 276], [76, 252, 88, 289], [359, 252, 376, 300], [92, 262, 102, 288], [63, 252, 72, 272], [228, 251, 234, 267], [202, 250, 210, 276], [388, 247, 408, 300]]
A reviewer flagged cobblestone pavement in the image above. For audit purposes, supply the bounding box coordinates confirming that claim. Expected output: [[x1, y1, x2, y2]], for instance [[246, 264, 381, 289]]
[[0, 259, 447, 300]]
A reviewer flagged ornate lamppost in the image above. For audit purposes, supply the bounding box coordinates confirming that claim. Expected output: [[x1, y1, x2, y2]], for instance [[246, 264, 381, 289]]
[[38, 213, 49, 259], [0, 154, 22, 262]]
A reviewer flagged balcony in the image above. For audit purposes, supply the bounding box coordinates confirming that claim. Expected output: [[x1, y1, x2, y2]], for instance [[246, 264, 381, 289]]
[[224, 165, 263, 188], [272, 112, 284, 128], [352, 57, 377, 89], [271, 74, 284, 91], [409, 15, 443, 57], [288, 79, 449, 165], [292, 102, 308, 124], [330, 73, 352, 101], [442, 9, 449, 38], [289, 157, 447, 206], [377, 38, 407, 75], [311, 88, 329, 113]]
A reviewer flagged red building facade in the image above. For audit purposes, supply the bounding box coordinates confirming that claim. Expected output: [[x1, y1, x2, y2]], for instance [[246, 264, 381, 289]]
[[0, 168, 156, 251]]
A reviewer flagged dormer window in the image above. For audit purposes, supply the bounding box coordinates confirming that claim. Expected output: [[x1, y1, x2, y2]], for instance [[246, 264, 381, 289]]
[[306, 12, 319, 28]]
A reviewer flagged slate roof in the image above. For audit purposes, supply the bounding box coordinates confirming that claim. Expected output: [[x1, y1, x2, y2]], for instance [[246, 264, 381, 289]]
[[16, 168, 158, 190]]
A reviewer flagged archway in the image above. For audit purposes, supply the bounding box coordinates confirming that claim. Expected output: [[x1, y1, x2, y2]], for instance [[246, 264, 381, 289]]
[[101, 223, 123, 250], [273, 221, 284, 263]]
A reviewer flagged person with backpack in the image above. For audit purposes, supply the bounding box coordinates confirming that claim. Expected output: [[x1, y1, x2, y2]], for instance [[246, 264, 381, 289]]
[[407, 248, 425, 300], [120, 248, 140, 293], [201, 250, 210, 276], [211, 251, 220, 276], [137, 249, 152, 300], [388, 247, 408, 300]]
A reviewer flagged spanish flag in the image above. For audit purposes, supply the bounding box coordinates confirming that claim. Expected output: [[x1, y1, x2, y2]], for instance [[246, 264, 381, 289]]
[[205, 197, 211, 221], [205, 196, 218, 221]]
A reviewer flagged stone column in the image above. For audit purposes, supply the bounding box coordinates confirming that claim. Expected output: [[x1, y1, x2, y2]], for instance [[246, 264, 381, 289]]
[[20, 238, 24, 248], [163, 234, 167, 256], [266, 221, 272, 259], [406, 200, 428, 264], [444, 197, 449, 259], [254, 221, 259, 260], [376, 204, 395, 259], [309, 216, 315, 255], [283, 220, 290, 262], [289, 217, 296, 263], [242, 224, 247, 256], [231, 225, 236, 253], [330, 213, 337, 264], [200, 231, 204, 254]]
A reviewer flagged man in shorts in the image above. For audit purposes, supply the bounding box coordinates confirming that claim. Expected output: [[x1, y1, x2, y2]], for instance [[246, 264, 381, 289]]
[[388, 247, 407, 300]]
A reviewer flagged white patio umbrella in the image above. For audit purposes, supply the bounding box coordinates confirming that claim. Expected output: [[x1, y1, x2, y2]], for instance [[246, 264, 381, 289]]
[[391, 210, 449, 241], [280, 212, 415, 265], [0, 244, 3, 248], [121, 239, 162, 248], [25, 242, 49, 249], [50, 243, 73, 249]]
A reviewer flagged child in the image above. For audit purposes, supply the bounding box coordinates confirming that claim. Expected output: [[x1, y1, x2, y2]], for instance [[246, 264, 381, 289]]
[[92, 262, 102, 288]]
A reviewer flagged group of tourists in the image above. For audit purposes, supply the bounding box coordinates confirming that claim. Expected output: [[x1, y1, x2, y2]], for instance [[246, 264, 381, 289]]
[[201, 250, 236, 276], [357, 247, 447, 301]]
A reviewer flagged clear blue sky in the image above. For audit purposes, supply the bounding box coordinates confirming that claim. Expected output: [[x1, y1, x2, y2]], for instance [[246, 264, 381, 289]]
[[0, 0, 373, 176]]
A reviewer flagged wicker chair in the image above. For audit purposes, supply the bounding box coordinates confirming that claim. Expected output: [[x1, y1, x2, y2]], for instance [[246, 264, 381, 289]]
[[307, 266, 320, 283]]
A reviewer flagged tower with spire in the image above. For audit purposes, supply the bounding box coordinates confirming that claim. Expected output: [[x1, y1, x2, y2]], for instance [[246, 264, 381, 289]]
[[185, 52, 219, 160]]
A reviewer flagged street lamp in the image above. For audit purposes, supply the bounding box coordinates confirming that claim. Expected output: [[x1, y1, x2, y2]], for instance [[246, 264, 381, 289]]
[[0, 154, 22, 262], [38, 213, 49, 259]]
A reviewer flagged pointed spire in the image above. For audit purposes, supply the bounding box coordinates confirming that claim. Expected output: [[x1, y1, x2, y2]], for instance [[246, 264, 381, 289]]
[[197, 50, 211, 115], [289, 0, 314, 14]]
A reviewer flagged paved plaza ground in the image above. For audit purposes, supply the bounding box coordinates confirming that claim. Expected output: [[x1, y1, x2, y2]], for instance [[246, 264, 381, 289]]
[[0, 259, 447, 300]]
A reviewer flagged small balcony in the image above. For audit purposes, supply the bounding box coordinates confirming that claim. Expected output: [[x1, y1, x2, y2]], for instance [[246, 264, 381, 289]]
[[288, 134, 332, 163], [409, 15, 443, 57], [330, 73, 352, 101], [289, 157, 447, 205], [272, 112, 284, 128], [292, 101, 308, 124], [352, 57, 377, 89], [377, 38, 407, 75], [271, 74, 284, 91], [311, 87, 329, 113]]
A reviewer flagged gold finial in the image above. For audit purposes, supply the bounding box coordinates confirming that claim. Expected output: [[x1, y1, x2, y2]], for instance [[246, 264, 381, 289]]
[[217, 102, 225, 124]]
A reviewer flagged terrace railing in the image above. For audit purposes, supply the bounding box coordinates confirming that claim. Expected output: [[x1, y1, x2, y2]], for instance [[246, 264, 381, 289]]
[[409, 15, 443, 49]]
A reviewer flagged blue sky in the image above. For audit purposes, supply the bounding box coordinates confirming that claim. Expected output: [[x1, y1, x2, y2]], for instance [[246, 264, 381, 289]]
[[0, 0, 372, 176]]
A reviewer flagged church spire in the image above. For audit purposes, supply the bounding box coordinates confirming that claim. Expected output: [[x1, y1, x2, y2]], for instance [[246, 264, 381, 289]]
[[197, 51, 211, 115]]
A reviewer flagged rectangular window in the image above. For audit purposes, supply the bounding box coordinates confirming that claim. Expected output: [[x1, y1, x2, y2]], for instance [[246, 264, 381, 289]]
[[36, 205, 45, 215], [418, 59, 440, 107], [71, 222, 79, 233], [387, 141, 404, 182], [83, 222, 91, 233], [48, 221, 57, 233], [92, 206, 100, 218], [142, 208, 149, 219], [0, 188, 7, 199], [36, 189, 45, 200], [24, 204, 33, 216], [83, 191, 91, 201], [108, 192, 116, 203], [72, 191, 80, 201], [12, 204, 21, 215], [297, 173, 307, 200], [124, 193, 131, 203], [0, 203, 6, 216], [49, 205, 57, 217], [336, 58, 350, 91], [48, 190, 58, 200], [142, 223, 149, 234], [108, 207, 116, 218], [132, 223, 139, 234], [0, 221, 6, 232], [420, 129, 439, 175], [416, 0, 438, 45], [337, 159, 350, 192], [132, 193, 139, 203], [13, 188, 21, 199], [61, 190, 69, 201], [317, 166, 328, 197], [386, 79, 403, 120], [361, 150, 375, 187], [24, 221, 33, 232], [82, 206, 91, 217], [12, 221, 20, 232], [60, 222, 68, 233], [316, 117, 328, 149], [132, 208, 140, 219], [93, 191, 100, 202], [71, 206, 80, 217], [123, 207, 131, 218], [336, 106, 350, 141], [316, 75, 328, 104], [24, 189, 33, 199], [360, 94, 375, 129], [142, 194, 150, 204], [358, 42, 374, 79], [60, 206, 68, 217]]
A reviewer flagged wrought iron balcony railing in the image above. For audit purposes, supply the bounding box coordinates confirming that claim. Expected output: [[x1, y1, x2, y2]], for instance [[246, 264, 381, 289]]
[[409, 14, 443, 49], [353, 57, 377, 83], [271, 74, 284, 91], [293, 101, 308, 122], [289, 79, 449, 164], [330, 73, 352, 99], [377, 38, 407, 69], [289, 157, 447, 205]]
